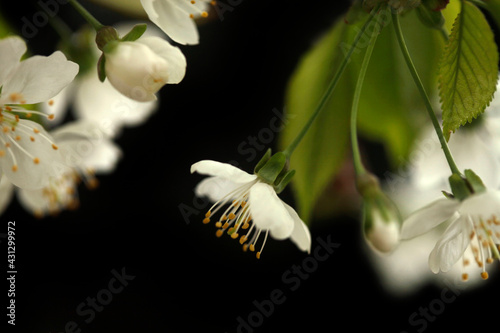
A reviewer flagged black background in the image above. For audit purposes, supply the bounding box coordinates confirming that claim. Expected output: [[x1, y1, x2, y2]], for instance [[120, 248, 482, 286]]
[[0, 0, 499, 332]]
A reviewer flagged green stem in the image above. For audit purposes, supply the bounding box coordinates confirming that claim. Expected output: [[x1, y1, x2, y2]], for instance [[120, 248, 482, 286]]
[[392, 12, 462, 176], [67, 0, 104, 31], [282, 7, 380, 159], [350, 10, 383, 177]]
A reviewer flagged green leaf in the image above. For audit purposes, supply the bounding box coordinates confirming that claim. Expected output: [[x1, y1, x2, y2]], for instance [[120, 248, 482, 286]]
[[280, 10, 443, 222], [355, 10, 442, 164], [438, 0, 499, 140], [279, 18, 354, 222]]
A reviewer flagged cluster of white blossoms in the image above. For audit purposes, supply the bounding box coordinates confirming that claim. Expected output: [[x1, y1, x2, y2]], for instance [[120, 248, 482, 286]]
[[2, 0, 498, 286], [0, 36, 124, 217], [0, 0, 206, 217], [370, 82, 500, 294]]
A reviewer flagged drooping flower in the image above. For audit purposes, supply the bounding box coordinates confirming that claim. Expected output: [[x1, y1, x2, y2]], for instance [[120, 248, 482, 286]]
[[401, 190, 500, 281], [0, 36, 79, 190], [191, 160, 311, 257], [9, 121, 121, 217], [141, 0, 216, 45], [102, 36, 186, 102]]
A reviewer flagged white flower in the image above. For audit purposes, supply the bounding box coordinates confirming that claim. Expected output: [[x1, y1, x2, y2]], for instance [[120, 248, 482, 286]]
[[43, 24, 159, 137], [141, 0, 215, 45], [0, 36, 79, 190], [15, 121, 121, 217], [104, 36, 186, 102], [191, 160, 312, 257], [401, 190, 500, 281]]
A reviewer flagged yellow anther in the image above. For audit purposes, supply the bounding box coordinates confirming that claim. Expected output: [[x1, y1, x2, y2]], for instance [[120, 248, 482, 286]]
[[9, 93, 22, 102], [215, 229, 224, 238], [48, 100, 55, 106], [203, 218, 210, 224], [205, 211, 211, 218], [30, 136, 35, 142], [462, 273, 469, 281], [242, 244, 249, 252], [0, 150, 5, 157], [201, 11, 208, 17], [228, 213, 236, 220], [52, 144, 58, 150], [15, 135, 21, 141], [256, 252, 261, 259], [222, 222, 230, 230], [249, 244, 255, 252], [33, 128, 40, 134], [215, 221, 222, 228], [481, 272, 489, 280], [239, 236, 247, 244], [486, 258, 494, 264], [191, 0, 195, 3], [189, 13, 194, 18], [48, 114, 55, 120], [242, 223, 250, 229], [231, 233, 239, 239], [33, 157, 40, 164], [12, 165, 18, 172]]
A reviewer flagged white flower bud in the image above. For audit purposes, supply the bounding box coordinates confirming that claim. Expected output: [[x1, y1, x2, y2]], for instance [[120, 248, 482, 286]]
[[104, 37, 186, 102]]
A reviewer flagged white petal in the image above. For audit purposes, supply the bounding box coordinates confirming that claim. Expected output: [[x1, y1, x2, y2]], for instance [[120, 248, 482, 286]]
[[449, 131, 500, 189], [2, 51, 79, 104], [74, 72, 157, 138], [282, 201, 311, 253], [0, 119, 66, 190], [40, 82, 75, 127], [190, 160, 257, 183], [459, 190, 500, 217], [0, 175, 14, 216], [141, 0, 200, 45], [105, 41, 168, 102], [249, 182, 294, 239], [194, 176, 243, 203], [0, 36, 27, 85], [51, 121, 122, 174], [428, 217, 472, 273], [136, 36, 186, 83], [400, 198, 460, 240], [16, 187, 47, 215]]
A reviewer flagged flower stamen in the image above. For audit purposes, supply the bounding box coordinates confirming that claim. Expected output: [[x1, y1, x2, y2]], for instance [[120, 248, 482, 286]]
[[201, 181, 272, 258], [186, 0, 214, 19]]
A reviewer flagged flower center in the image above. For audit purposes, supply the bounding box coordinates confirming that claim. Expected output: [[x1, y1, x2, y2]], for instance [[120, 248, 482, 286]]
[[0, 99, 57, 172], [186, 0, 216, 19], [37, 172, 80, 218], [462, 215, 500, 281], [202, 182, 269, 259]]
